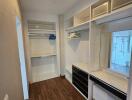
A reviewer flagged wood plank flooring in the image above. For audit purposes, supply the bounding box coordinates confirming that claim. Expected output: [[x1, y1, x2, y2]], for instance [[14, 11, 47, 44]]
[[29, 77, 85, 100]]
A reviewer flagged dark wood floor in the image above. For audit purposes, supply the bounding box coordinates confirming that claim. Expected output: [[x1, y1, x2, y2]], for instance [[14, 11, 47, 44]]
[[29, 77, 85, 100]]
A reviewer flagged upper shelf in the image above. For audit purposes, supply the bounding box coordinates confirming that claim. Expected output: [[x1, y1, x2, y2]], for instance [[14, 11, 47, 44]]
[[28, 20, 56, 35], [28, 20, 56, 30], [31, 52, 56, 58], [91, 0, 110, 19], [28, 29, 56, 34], [28, 20, 56, 39], [65, 21, 90, 32], [65, 0, 132, 31], [93, 3, 132, 24], [74, 7, 90, 26]]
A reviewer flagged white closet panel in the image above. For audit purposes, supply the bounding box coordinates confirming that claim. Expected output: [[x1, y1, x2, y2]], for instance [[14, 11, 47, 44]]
[[93, 85, 120, 100]]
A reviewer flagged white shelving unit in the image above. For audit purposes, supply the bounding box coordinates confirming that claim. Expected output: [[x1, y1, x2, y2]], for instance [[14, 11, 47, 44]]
[[64, 0, 132, 99], [28, 20, 60, 83], [93, 3, 132, 24], [65, 0, 132, 32]]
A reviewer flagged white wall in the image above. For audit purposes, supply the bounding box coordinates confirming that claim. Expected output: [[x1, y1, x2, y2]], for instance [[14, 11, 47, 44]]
[[65, 31, 89, 68], [0, 0, 24, 99]]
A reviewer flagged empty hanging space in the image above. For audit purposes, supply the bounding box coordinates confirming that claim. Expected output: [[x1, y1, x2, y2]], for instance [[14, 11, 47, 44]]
[[28, 20, 59, 83]]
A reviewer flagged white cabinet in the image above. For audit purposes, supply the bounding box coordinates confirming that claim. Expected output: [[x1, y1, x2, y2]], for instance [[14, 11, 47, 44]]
[[93, 85, 120, 100]]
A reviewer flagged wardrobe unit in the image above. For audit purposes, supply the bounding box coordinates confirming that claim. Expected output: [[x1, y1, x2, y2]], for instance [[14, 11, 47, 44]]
[[64, 0, 132, 99], [27, 20, 60, 83]]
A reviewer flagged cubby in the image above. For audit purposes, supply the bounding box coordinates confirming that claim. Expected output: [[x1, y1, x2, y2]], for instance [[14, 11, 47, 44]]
[[28, 20, 56, 30], [28, 20, 59, 82], [91, 0, 110, 19], [74, 7, 90, 26], [111, 0, 132, 11], [65, 17, 74, 29]]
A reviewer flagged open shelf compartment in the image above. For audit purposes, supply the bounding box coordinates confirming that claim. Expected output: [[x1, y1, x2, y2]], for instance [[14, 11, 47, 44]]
[[111, 0, 132, 11], [65, 21, 89, 33], [93, 3, 132, 24], [74, 7, 90, 26], [91, 0, 111, 19]]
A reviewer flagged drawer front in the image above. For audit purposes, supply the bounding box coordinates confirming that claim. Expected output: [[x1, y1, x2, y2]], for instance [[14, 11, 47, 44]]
[[72, 66, 88, 98], [72, 74, 88, 92], [72, 66, 88, 80], [112, 0, 132, 10], [73, 81, 88, 98], [73, 72, 88, 86]]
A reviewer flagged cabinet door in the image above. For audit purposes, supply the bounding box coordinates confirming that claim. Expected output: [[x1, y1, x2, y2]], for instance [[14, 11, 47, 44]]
[[93, 85, 117, 100]]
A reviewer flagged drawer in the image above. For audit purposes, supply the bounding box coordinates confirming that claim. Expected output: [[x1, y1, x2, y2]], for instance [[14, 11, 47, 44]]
[[72, 75, 88, 92], [72, 66, 88, 80], [73, 81, 88, 98], [73, 72, 88, 85]]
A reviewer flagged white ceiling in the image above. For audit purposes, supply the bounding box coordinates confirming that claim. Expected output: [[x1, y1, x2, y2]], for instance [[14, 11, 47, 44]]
[[20, 0, 85, 15]]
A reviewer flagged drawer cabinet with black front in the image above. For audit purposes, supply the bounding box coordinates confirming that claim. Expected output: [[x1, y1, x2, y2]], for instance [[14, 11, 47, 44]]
[[72, 65, 88, 98]]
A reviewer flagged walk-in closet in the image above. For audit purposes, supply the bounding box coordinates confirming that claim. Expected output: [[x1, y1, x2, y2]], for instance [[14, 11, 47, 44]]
[[15, 0, 132, 100]]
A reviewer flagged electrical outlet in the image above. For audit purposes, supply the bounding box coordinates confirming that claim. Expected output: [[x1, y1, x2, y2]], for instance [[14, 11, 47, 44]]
[[4, 94, 9, 100]]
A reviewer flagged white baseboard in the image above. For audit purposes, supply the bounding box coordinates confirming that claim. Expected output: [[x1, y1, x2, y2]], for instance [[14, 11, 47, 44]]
[[32, 72, 59, 83]]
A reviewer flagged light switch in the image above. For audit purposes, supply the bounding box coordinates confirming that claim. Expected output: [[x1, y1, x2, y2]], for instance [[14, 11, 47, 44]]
[[4, 94, 9, 100]]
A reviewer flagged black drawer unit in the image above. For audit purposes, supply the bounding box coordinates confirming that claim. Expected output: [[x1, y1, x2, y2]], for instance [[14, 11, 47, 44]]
[[72, 65, 88, 98]]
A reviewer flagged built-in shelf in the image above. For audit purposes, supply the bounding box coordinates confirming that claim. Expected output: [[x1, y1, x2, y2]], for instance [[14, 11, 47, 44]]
[[91, 1, 110, 19], [28, 20, 56, 30], [65, 21, 90, 32], [92, 3, 132, 24], [111, 0, 132, 11], [28, 20, 59, 83], [74, 7, 90, 26], [28, 31, 56, 39], [28, 29, 56, 34], [65, 0, 132, 29], [31, 52, 56, 58]]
